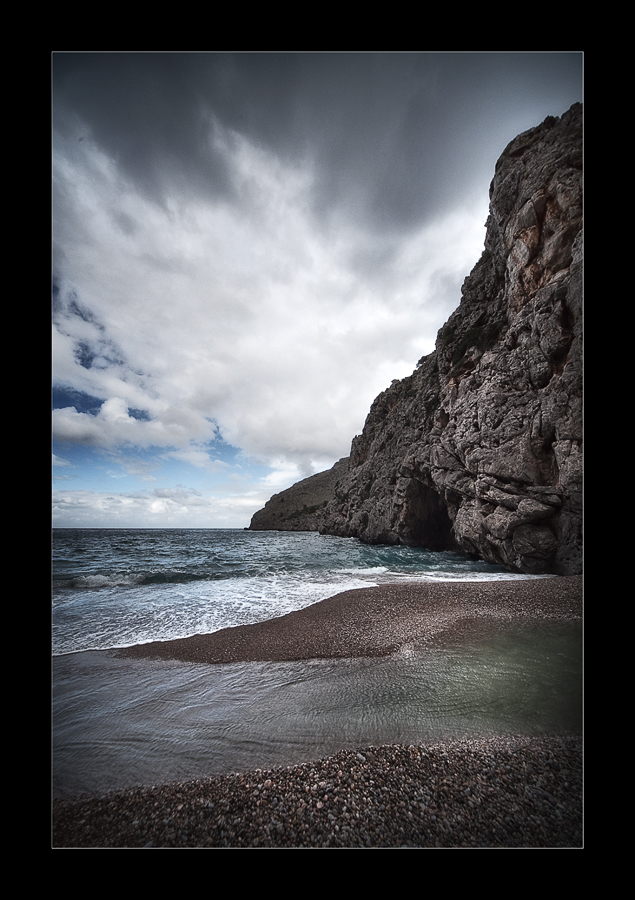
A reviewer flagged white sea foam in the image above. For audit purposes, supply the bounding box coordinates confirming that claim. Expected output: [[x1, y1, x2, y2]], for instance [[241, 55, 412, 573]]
[[71, 573, 144, 589], [52, 529, 544, 656]]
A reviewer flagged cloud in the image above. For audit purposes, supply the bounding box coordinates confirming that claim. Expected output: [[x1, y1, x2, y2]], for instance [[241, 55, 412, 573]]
[[53, 53, 582, 233], [52, 485, 268, 529], [53, 453, 74, 468], [53, 118, 489, 474], [164, 447, 231, 474], [52, 53, 582, 524]]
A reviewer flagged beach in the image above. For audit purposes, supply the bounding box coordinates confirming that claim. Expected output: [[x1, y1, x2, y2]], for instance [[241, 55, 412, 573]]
[[53, 576, 582, 848], [52, 734, 582, 848], [118, 575, 582, 665]]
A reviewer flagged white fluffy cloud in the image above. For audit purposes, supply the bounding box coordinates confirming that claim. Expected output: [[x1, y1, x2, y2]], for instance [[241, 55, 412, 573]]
[[52, 486, 261, 528], [53, 125, 488, 476]]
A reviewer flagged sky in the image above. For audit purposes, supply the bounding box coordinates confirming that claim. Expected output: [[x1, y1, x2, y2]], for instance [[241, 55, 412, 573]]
[[52, 52, 583, 529]]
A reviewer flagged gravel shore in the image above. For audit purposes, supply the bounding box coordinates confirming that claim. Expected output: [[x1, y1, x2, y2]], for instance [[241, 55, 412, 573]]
[[118, 575, 582, 665], [53, 735, 582, 848], [54, 576, 583, 848]]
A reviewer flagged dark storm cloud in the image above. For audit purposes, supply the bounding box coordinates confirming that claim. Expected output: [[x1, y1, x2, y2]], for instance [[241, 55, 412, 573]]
[[53, 52, 582, 233], [53, 53, 237, 206]]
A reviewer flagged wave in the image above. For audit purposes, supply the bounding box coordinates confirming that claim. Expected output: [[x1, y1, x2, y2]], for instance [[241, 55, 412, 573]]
[[55, 561, 546, 601], [52, 531, 549, 656], [57, 569, 267, 590]]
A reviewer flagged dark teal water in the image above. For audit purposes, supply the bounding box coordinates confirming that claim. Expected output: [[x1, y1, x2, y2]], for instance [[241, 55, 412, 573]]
[[53, 529, 539, 655]]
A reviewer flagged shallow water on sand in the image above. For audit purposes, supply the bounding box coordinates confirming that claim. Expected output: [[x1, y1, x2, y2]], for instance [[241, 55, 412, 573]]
[[53, 620, 581, 798]]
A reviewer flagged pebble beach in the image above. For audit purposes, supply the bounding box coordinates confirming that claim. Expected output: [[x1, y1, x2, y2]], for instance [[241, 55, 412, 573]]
[[53, 575, 583, 848], [53, 735, 582, 848], [117, 575, 583, 665]]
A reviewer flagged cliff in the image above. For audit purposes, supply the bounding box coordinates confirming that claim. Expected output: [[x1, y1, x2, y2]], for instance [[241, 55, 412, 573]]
[[249, 103, 582, 575], [249, 457, 350, 531]]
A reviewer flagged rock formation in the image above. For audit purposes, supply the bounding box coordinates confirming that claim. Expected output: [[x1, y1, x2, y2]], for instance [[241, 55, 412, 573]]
[[249, 103, 582, 575], [249, 457, 349, 532]]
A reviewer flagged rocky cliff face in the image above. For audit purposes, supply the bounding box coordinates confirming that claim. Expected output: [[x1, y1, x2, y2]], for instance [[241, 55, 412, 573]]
[[249, 458, 350, 532], [250, 104, 582, 575]]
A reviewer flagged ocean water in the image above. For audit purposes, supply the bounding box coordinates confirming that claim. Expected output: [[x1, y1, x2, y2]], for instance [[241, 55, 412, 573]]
[[52, 529, 581, 797], [52, 528, 540, 656]]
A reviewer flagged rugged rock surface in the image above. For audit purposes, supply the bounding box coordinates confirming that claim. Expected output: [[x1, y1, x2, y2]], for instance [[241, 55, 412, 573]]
[[250, 104, 582, 575], [249, 457, 349, 531]]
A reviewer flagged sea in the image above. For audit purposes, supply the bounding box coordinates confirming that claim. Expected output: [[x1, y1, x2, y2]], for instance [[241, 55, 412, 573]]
[[52, 528, 582, 797]]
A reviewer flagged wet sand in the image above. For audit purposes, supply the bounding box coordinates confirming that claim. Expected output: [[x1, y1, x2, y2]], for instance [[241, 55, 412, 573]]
[[118, 575, 582, 665]]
